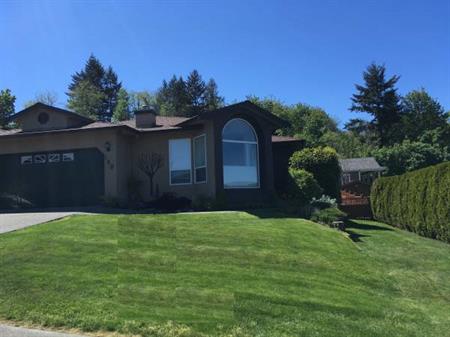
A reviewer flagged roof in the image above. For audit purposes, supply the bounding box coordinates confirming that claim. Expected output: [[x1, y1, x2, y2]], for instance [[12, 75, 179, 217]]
[[0, 115, 193, 138], [179, 100, 289, 129], [9, 102, 94, 124], [339, 157, 386, 172], [271, 135, 303, 143]]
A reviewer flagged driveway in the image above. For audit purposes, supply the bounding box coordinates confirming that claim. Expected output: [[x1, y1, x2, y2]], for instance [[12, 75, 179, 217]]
[[0, 212, 79, 234], [0, 324, 87, 337]]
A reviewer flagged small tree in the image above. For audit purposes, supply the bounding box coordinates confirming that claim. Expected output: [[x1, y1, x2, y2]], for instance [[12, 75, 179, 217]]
[[24, 90, 58, 107], [138, 152, 164, 197], [0, 89, 16, 128], [112, 88, 130, 122]]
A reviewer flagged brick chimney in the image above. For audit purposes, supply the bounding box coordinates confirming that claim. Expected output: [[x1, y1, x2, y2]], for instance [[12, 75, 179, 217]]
[[135, 106, 156, 128]]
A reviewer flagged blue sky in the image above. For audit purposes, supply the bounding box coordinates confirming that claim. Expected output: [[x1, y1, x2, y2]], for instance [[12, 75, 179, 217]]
[[1, 0, 449, 127]]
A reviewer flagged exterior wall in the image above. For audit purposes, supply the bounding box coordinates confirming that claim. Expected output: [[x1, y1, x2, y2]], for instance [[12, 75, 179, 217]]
[[0, 129, 122, 199], [130, 121, 216, 202], [272, 141, 304, 194], [16, 108, 84, 132], [211, 112, 277, 204]]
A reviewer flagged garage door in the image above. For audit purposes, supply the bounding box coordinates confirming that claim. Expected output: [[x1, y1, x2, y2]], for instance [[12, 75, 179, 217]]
[[0, 148, 104, 208]]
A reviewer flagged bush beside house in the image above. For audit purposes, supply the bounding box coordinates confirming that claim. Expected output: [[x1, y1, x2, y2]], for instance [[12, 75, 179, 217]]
[[289, 146, 341, 199], [371, 162, 450, 242]]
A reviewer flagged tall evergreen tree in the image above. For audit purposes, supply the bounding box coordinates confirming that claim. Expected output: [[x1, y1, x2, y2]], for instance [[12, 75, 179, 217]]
[[204, 79, 224, 110], [186, 70, 206, 116], [156, 71, 223, 117], [350, 63, 403, 146], [67, 55, 121, 121], [0, 89, 16, 128]]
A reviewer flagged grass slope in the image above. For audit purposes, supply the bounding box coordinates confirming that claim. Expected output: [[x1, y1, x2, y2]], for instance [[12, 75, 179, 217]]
[[0, 211, 449, 337]]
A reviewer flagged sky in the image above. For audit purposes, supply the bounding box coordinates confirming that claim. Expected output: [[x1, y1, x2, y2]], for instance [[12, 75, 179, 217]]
[[1, 0, 449, 127]]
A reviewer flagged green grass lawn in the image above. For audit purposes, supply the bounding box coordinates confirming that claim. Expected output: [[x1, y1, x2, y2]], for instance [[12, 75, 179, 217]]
[[0, 211, 449, 337]]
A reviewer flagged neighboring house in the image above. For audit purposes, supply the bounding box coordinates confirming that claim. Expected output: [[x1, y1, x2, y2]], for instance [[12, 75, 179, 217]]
[[0, 101, 300, 208], [338, 157, 386, 219], [339, 157, 386, 186]]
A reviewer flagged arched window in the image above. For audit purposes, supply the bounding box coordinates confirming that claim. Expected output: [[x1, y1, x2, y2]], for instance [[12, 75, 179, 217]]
[[222, 118, 259, 188]]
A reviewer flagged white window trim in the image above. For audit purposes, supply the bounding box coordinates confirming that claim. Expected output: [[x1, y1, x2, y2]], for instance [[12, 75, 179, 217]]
[[21, 155, 33, 165], [222, 118, 260, 189], [48, 153, 61, 163], [193, 134, 207, 184], [169, 138, 192, 186], [34, 154, 47, 164], [62, 153, 74, 162]]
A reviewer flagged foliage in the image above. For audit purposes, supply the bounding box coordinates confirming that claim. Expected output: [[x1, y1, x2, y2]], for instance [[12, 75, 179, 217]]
[[112, 88, 130, 122], [371, 162, 450, 242], [0, 88, 15, 128], [67, 80, 105, 120], [156, 70, 224, 117], [249, 96, 337, 145], [24, 90, 58, 107], [373, 140, 448, 176], [320, 131, 374, 158], [1, 212, 449, 337], [286, 168, 323, 204], [148, 192, 191, 211], [310, 194, 337, 210], [67, 54, 122, 121], [129, 90, 158, 113], [289, 146, 341, 199], [401, 88, 449, 142], [310, 207, 347, 227], [350, 63, 402, 146]]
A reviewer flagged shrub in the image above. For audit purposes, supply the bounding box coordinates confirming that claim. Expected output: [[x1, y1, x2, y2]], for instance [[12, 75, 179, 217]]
[[148, 192, 191, 212], [310, 207, 347, 227], [289, 146, 341, 199], [310, 194, 337, 210], [286, 168, 323, 204], [371, 161, 450, 242]]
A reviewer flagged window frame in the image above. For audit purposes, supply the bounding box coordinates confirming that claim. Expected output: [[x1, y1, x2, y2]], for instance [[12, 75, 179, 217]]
[[193, 134, 207, 184], [222, 118, 260, 189], [20, 155, 33, 165], [62, 153, 74, 162], [169, 138, 192, 186], [33, 154, 47, 164]]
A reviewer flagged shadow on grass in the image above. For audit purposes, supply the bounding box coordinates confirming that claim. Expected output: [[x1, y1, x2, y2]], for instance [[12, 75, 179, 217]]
[[346, 220, 393, 231]]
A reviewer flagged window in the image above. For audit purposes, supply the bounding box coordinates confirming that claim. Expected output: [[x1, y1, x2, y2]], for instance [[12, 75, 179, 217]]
[[169, 138, 192, 185], [194, 134, 207, 183], [48, 153, 60, 163], [21, 155, 32, 165], [222, 118, 259, 188], [34, 154, 47, 164], [62, 153, 74, 162]]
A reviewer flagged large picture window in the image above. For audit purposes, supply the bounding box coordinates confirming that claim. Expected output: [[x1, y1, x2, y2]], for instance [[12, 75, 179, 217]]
[[222, 118, 259, 188], [194, 134, 207, 183], [169, 138, 192, 185]]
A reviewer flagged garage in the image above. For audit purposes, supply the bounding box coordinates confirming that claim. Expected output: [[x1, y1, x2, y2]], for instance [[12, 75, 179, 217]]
[[0, 148, 104, 208]]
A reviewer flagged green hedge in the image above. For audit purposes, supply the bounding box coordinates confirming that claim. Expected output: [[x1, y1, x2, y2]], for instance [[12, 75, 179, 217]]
[[371, 162, 450, 242]]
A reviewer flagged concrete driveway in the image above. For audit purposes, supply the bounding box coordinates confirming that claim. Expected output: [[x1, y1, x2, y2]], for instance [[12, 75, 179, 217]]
[[0, 212, 79, 234], [0, 324, 87, 337]]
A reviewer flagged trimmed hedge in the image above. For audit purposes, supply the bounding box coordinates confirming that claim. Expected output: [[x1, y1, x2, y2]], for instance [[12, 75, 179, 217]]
[[371, 162, 450, 242]]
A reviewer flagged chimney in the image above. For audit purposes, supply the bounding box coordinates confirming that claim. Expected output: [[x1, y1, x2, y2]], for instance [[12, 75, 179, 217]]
[[135, 106, 156, 128]]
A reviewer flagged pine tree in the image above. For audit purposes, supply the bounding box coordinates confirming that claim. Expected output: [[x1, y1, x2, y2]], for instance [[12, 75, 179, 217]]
[[0, 89, 16, 128], [186, 70, 206, 116], [102, 66, 122, 120], [350, 63, 402, 146], [112, 88, 130, 122], [204, 79, 224, 110], [67, 55, 121, 121]]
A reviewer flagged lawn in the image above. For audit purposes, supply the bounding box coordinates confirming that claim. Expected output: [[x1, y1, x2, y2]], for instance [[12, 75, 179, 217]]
[[0, 211, 449, 337]]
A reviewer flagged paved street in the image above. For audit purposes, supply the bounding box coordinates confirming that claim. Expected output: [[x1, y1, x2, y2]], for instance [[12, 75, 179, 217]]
[[0, 212, 78, 234], [0, 325, 87, 337]]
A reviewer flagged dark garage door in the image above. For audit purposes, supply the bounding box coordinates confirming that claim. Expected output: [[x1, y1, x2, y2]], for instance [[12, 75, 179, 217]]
[[0, 148, 104, 208]]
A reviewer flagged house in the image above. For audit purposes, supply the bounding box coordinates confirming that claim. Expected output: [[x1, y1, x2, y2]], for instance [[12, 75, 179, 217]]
[[0, 101, 301, 208], [339, 157, 385, 186]]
